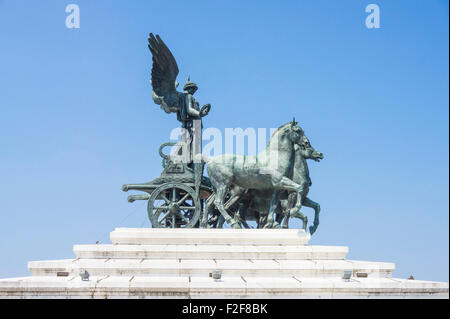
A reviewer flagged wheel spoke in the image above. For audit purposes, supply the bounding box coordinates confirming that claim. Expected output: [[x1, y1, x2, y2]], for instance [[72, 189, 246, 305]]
[[177, 193, 190, 205], [149, 184, 200, 229], [160, 194, 171, 204], [180, 214, 190, 223], [179, 206, 196, 210], [172, 187, 176, 201], [158, 211, 171, 222]]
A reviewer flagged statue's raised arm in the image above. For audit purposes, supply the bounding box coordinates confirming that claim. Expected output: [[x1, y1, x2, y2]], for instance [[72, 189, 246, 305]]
[[148, 33, 183, 114]]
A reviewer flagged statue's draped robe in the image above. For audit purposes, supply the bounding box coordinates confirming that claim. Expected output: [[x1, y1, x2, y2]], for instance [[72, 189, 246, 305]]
[[175, 93, 202, 164]]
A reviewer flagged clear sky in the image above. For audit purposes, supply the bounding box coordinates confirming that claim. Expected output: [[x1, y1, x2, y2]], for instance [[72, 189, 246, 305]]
[[0, 0, 448, 282]]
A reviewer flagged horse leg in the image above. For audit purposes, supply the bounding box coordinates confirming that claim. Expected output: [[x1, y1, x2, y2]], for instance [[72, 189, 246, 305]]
[[238, 203, 252, 229], [289, 209, 308, 231], [288, 188, 305, 229], [214, 185, 241, 229], [286, 192, 308, 231], [303, 197, 320, 235], [217, 215, 225, 228], [275, 200, 285, 226], [281, 192, 296, 228], [272, 176, 305, 229], [241, 219, 252, 229], [224, 192, 243, 227], [202, 193, 215, 228], [258, 214, 267, 229], [264, 191, 281, 229]]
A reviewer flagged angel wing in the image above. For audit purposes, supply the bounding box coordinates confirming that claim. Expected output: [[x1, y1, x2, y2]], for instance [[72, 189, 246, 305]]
[[148, 33, 183, 114]]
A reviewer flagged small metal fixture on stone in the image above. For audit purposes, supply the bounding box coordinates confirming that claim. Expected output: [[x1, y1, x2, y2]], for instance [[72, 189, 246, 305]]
[[342, 270, 352, 281], [79, 270, 89, 281], [212, 269, 222, 281]]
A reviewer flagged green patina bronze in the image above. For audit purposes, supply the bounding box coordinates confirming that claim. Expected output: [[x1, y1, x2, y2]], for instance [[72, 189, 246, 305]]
[[122, 33, 324, 233]]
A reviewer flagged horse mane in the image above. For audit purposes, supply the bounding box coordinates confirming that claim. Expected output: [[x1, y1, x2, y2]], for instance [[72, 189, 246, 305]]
[[270, 122, 292, 138], [265, 122, 293, 148]]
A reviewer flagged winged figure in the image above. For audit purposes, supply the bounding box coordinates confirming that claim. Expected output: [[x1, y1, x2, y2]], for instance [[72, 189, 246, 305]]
[[148, 33, 211, 130]]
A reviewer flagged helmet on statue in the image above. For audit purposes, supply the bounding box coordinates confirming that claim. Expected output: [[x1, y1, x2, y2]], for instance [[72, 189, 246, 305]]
[[183, 76, 198, 93]]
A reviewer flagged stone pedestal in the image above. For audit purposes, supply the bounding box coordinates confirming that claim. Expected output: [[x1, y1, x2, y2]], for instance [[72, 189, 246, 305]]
[[0, 228, 448, 298]]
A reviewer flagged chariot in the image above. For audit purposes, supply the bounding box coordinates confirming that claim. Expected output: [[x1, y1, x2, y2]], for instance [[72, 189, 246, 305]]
[[122, 142, 214, 228]]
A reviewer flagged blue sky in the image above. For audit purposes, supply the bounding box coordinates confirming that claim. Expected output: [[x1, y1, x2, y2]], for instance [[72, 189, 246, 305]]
[[0, 0, 448, 282]]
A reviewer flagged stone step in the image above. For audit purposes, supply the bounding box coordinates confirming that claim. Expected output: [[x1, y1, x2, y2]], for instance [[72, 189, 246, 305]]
[[28, 258, 394, 278], [110, 228, 310, 246], [3, 226, 447, 298], [2, 275, 447, 299], [73, 244, 348, 260]]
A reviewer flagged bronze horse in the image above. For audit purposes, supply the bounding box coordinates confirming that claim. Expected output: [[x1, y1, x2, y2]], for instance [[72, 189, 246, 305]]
[[199, 121, 305, 228], [203, 133, 323, 233]]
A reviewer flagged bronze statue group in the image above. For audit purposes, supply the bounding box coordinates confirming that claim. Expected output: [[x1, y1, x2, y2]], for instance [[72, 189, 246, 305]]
[[122, 34, 324, 234]]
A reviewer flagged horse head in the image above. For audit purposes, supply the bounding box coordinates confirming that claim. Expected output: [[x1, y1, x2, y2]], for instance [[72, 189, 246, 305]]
[[298, 135, 324, 162], [284, 121, 304, 146], [268, 121, 304, 153]]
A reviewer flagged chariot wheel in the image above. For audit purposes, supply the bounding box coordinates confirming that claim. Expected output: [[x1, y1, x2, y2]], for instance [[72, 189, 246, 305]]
[[148, 183, 201, 228]]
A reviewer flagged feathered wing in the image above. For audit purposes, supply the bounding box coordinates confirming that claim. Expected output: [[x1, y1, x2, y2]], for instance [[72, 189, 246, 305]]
[[148, 33, 182, 113]]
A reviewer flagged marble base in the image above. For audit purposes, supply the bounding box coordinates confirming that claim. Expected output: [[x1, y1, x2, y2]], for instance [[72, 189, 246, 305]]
[[0, 228, 448, 299]]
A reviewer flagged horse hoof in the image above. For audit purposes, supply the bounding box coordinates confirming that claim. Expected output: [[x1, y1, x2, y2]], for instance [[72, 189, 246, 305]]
[[309, 226, 315, 235], [230, 221, 241, 229]]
